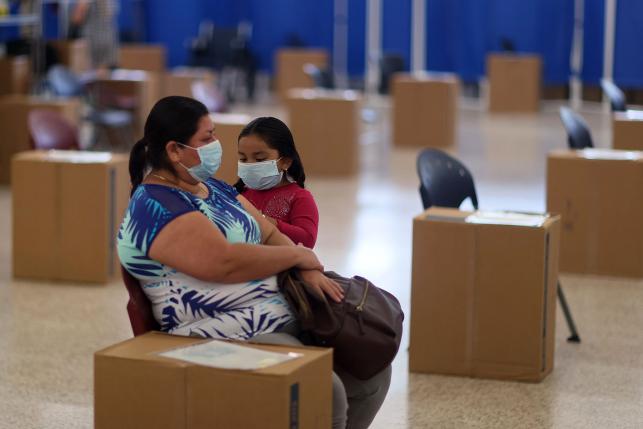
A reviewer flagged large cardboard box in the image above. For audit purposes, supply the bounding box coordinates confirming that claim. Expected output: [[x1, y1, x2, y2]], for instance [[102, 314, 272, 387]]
[[275, 48, 328, 99], [392, 72, 459, 147], [211, 112, 252, 185], [12, 151, 129, 283], [546, 149, 643, 277], [285, 88, 360, 176], [0, 95, 81, 184], [487, 53, 542, 113], [410, 208, 560, 382], [95, 331, 333, 429], [50, 39, 90, 74], [612, 110, 643, 151], [118, 44, 167, 72], [163, 67, 217, 98], [0, 55, 30, 96]]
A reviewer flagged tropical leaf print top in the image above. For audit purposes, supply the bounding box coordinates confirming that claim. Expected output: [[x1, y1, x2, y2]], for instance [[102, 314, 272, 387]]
[[117, 178, 294, 340]]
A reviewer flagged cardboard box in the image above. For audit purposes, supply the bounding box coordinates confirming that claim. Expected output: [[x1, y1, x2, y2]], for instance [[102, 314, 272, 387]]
[[118, 44, 167, 72], [50, 39, 90, 74], [546, 149, 643, 277], [285, 89, 360, 176], [163, 67, 217, 98], [275, 48, 328, 99], [487, 53, 542, 113], [392, 72, 459, 147], [612, 110, 643, 151], [410, 208, 560, 382], [211, 113, 252, 185], [12, 151, 129, 283], [95, 331, 333, 429], [0, 55, 30, 96], [0, 95, 81, 184]]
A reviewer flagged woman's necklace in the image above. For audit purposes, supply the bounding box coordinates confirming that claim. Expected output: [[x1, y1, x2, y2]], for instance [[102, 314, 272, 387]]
[[149, 172, 205, 197]]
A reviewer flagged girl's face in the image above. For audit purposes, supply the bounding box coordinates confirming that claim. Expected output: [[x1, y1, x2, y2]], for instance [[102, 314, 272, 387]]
[[238, 134, 291, 171]]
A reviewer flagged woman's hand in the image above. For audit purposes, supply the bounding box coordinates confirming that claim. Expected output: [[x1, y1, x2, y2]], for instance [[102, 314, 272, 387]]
[[299, 270, 344, 303], [295, 244, 324, 272]]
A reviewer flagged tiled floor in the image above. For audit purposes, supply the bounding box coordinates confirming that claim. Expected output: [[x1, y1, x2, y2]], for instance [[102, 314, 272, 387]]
[[0, 96, 641, 428]]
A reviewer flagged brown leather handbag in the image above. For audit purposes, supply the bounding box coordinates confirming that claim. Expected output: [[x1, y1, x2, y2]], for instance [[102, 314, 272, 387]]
[[277, 270, 404, 380]]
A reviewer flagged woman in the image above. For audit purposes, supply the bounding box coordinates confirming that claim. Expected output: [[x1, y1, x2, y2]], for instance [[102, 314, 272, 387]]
[[235, 116, 319, 248], [117, 96, 390, 428]]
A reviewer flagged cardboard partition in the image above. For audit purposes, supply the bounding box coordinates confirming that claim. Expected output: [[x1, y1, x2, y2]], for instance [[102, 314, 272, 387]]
[[210, 112, 253, 185], [285, 88, 360, 176], [95, 331, 333, 429], [487, 53, 542, 113], [163, 68, 217, 98], [612, 110, 643, 151], [410, 208, 560, 382], [0, 95, 81, 184], [0, 55, 30, 96], [392, 72, 459, 147], [275, 49, 328, 99], [51, 39, 90, 74], [546, 149, 643, 277], [118, 44, 167, 72], [12, 151, 129, 283]]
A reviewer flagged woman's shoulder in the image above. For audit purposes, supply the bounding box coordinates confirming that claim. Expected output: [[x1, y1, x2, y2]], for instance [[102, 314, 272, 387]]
[[130, 184, 196, 215], [205, 178, 239, 199]]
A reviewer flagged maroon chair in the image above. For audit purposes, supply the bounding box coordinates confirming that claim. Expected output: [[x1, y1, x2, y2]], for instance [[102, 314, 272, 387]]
[[28, 109, 80, 150], [120, 266, 160, 336]]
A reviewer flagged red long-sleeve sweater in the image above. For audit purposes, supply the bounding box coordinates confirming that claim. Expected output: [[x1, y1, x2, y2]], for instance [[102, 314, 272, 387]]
[[242, 183, 319, 248]]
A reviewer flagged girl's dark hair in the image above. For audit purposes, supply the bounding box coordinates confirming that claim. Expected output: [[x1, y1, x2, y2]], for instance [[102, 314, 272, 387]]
[[129, 96, 209, 196], [234, 116, 306, 193]]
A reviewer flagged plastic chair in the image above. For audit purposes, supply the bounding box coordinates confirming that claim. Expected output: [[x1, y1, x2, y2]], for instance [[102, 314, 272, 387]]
[[121, 266, 160, 336], [559, 107, 594, 149], [303, 63, 335, 89], [416, 148, 479, 210], [191, 80, 228, 113], [600, 79, 627, 112], [28, 109, 80, 150], [415, 149, 581, 343]]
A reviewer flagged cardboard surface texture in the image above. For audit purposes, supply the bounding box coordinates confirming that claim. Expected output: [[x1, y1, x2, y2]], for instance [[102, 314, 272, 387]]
[[546, 149, 643, 277], [0, 56, 30, 96], [0, 95, 81, 184], [285, 89, 360, 176], [12, 150, 129, 283], [210, 112, 253, 185], [612, 110, 643, 151], [410, 207, 560, 382], [392, 72, 459, 147], [51, 39, 90, 74], [94, 332, 332, 429], [275, 49, 328, 99], [163, 68, 216, 98], [119, 44, 167, 72], [487, 53, 542, 113]]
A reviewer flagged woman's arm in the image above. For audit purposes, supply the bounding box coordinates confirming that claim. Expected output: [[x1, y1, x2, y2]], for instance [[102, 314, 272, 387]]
[[148, 211, 322, 284]]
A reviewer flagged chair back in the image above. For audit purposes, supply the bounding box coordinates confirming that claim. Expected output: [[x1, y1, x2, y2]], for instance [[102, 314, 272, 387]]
[[601, 79, 627, 112], [121, 266, 160, 336], [28, 109, 80, 150], [559, 107, 594, 149], [416, 148, 479, 210]]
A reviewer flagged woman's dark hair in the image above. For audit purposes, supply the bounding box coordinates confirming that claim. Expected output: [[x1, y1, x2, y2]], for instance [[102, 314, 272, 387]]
[[129, 96, 209, 196], [234, 116, 306, 193]]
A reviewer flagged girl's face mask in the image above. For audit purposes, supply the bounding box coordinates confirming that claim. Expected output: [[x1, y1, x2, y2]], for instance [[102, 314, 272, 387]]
[[237, 158, 283, 190]]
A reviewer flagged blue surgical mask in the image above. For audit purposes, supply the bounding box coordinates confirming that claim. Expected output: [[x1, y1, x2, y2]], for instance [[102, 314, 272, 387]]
[[238, 158, 284, 190], [178, 140, 222, 182]]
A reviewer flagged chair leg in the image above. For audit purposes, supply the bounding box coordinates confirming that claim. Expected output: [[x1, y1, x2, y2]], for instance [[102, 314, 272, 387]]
[[558, 281, 581, 343]]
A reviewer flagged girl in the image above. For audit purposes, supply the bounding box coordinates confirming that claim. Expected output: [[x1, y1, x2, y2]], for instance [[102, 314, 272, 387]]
[[235, 117, 319, 248]]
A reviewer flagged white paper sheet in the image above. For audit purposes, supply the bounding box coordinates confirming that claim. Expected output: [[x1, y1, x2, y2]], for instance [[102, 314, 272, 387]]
[[45, 150, 112, 163], [465, 210, 548, 227], [158, 340, 302, 370], [579, 149, 642, 161]]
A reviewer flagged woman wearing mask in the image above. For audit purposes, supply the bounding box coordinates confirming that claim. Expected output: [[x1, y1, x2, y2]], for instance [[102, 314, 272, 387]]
[[117, 97, 390, 429], [235, 117, 319, 249]]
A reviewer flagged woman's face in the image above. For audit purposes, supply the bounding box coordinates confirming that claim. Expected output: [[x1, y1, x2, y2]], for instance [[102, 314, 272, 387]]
[[167, 115, 216, 182], [238, 134, 291, 171]]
